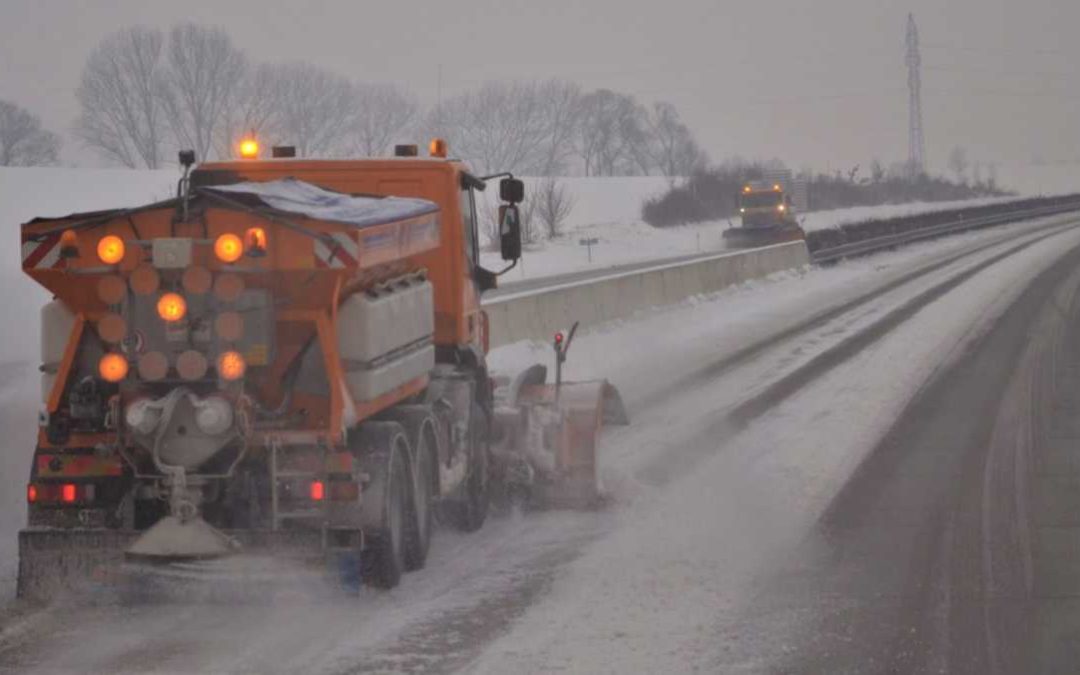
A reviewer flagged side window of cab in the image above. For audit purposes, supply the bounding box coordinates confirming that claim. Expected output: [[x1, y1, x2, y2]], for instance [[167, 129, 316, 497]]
[[460, 184, 479, 271]]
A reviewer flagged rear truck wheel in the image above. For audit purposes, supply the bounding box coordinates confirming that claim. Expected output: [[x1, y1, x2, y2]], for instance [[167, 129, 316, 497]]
[[357, 424, 412, 589], [404, 427, 436, 571], [446, 404, 490, 533], [379, 406, 439, 572]]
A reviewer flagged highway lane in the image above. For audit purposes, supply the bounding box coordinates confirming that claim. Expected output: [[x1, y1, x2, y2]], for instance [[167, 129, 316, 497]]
[[729, 233, 1080, 673]]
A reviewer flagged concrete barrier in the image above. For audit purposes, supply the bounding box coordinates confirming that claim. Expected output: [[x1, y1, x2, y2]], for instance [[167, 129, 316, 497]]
[[484, 241, 810, 348]]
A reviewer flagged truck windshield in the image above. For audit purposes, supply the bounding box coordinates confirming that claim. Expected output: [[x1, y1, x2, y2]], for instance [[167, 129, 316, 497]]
[[741, 192, 784, 208]]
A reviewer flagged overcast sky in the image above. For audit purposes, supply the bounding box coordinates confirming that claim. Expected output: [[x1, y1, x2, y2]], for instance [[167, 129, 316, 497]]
[[2, 0, 1079, 173]]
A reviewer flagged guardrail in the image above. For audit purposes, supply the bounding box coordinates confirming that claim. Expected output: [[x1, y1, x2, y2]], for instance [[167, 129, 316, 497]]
[[811, 199, 1080, 264], [484, 240, 809, 348]]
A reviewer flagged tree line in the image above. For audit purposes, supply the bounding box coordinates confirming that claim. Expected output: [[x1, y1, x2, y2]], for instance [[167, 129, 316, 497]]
[[1, 22, 708, 177], [642, 159, 1011, 228]]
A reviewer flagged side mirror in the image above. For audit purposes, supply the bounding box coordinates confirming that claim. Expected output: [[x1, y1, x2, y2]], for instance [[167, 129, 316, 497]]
[[499, 204, 522, 261], [500, 178, 525, 204]]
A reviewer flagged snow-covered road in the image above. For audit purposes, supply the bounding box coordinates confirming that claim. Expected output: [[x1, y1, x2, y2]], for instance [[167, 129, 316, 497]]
[[2, 213, 1080, 673]]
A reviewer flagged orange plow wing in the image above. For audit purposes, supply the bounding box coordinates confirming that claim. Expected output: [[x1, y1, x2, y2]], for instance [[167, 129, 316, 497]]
[[493, 365, 628, 508]]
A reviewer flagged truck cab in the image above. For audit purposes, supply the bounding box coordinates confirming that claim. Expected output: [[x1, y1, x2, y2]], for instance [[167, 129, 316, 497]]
[[738, 181, 794, 229]]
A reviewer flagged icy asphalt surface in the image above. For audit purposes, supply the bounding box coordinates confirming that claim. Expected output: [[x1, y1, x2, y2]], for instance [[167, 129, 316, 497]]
[[3, 215, 1080, 673]]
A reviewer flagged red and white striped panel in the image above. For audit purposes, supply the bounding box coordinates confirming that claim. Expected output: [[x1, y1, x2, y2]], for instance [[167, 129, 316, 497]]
[[313, 232, 359, 269], [21, 234, 63, 270]]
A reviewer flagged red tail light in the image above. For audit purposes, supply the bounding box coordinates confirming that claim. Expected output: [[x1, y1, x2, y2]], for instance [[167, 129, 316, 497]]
[[310, 480, 325, 501], [27, 482, 95, 505]]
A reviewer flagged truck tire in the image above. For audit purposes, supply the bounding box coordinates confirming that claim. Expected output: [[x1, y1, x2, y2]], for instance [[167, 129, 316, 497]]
[[446, 403, 490, 533], [404, 424, 436, 571], [361, 438, 411, 589]]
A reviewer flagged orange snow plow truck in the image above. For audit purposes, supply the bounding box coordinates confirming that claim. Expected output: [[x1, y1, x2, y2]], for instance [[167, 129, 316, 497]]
[[17, 141, 626, 602]]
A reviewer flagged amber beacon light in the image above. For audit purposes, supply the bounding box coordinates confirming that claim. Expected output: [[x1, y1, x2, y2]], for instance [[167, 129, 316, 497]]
[[97, 235, 125, 265], [98, 353, 129, 382], [239, 137, 259, 159], [157, 293, 187, 322], [217, 351, 246, 381], [214, 234, 244, 263]]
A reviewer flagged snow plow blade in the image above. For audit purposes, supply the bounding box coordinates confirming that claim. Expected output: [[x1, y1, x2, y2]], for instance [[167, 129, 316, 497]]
[[493, 365, 628, 509], [723, 225, 806, 249]]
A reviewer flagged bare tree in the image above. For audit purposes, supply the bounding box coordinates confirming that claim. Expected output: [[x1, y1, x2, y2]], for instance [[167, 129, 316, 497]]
[[0, 100, 60, 166], [215, 62, 285, 158], [575, 89, 650, 176], [535, 177, 575, 239], [349, 83, 418, 157], [160, 23, 246, 161], [265, 62, 355, 157], [427, 81, 552, 175], [948, 146, 969, 184], [643, 101, 706, 178], [534, 80, 583, 175], [870, 159, 886, 183], [74, 27, 167, 168]]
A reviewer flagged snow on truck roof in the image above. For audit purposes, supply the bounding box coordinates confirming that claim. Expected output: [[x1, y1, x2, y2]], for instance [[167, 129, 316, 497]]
[[204, 179, 439, 228], [25, 178, 440, 231]]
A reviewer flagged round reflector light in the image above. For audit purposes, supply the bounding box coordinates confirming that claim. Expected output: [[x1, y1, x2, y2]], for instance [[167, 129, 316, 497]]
[[177, 350, 209, 380], [137, 351, 169, 381], [213, 273, 245, 302], [97, 275, 127, 304], [99, 353, 129, 382], [130, 264, 161, 296], [182, 266, 213, 295], [97, 313, 127, 344]]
